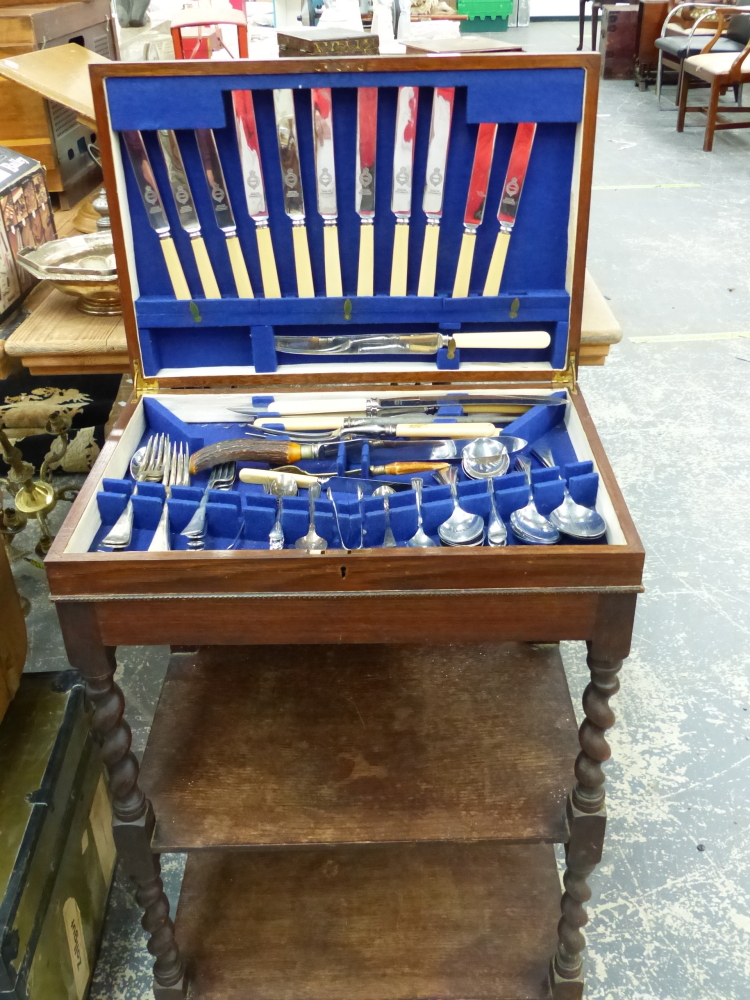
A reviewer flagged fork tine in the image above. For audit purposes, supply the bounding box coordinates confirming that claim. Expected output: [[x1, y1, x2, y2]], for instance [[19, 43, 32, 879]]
[[182, 442, 190, 486]]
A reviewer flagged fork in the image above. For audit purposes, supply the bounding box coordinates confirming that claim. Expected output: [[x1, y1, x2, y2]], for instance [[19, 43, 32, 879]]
[[180, 461, 236, 548], [148, 442, 189, 552], [101, 434, 167, 550]]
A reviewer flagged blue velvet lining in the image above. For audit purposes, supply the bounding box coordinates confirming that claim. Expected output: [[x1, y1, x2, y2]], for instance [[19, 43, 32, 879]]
[[93, 396, 607, 551], [108, 66, 583, 376]]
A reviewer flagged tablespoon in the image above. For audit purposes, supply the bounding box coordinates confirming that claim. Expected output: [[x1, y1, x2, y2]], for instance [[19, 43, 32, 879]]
[[531, 446, 607, 540], [486, 479, 507, 547], [510, 457, 560, 545], [435, 466, 485, 546], [295, 483, 327, 552], [380, 493, 398, 548], [407, 478, 436, 547]]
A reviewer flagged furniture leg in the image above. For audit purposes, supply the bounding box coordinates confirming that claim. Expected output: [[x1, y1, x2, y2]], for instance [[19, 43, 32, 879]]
[[56, 603, 187, 999], [677, 68, 690, 131], [704, 79, 721, 150], [591, 4, 598, 51], [578, 0, 586, 50]]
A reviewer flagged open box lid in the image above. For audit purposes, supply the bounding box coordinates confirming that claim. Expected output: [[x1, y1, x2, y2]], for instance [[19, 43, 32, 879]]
[[90, 53, 600, 392]]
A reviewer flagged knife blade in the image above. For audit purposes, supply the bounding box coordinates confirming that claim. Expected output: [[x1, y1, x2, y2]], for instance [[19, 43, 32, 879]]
[[155, 129, 220, 300], [483, 122, 537, 297], [452, 122, 498, 298], [273, 88, 315, 298], [121, 130, 190, 300], [418, 87, 454, 297], [239, 468, 413, 494], [272, 329, 550, 355], [234, 393, 564, 416], [311, 87, 342, 297], [232, 90, 281, 298], [356, 87, 378, 296], [194, 128, 253, 298], [390, 86, 418, 296]]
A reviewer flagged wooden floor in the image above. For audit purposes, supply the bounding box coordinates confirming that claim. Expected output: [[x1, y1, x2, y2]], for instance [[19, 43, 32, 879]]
[[176, 841, 560, 1000], [140, 643, 579, 852]]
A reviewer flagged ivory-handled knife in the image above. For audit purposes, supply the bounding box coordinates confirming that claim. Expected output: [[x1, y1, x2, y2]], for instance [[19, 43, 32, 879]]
[[253, 418, 501, 437], [273, 329, 550, 356], [483, 122, 537, 297], [311, 87, 342, 297], [155, 130, 220, 299], [232, 90, 281, 298], [194, 129, 253, 298], [390, 86, 418, 296], [121, 131, 190, 300], [418, 87, 454, 297], [273, 89, 315, 297], [452, 122, 498, 298], [356, 88, 377, 296]]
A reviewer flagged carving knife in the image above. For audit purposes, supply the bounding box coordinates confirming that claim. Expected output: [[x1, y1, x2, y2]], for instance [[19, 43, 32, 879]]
[[234, 392, 564, 416], [452, 122, 498, 298], [189, 438, 458, 474], [390, 86, 418, 296], [232, 90, 281, 298], [194, 128, 253, 298], [121, 130, 190, 300], [253, 414, 511, 431], [355, 87, 377, 296], [272, 329, 549, 356], [311, 87, 342, 296], [155, 130, 220, 299], [273, 89, 315, 297], [483, 122, 537, 297], [418, 87, 454, 297]]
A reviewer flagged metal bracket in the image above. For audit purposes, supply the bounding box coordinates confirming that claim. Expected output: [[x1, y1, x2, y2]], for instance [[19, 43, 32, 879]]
[[133, 359, 159, 398], [552, 351, 578, 393]]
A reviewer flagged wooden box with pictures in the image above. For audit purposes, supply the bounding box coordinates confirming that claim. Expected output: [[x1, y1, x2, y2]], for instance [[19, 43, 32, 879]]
[[45, 53, 644, 1000]]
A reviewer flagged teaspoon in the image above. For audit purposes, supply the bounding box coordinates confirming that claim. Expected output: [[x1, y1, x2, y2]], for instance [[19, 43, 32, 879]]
[[486, 479, 507, 547]]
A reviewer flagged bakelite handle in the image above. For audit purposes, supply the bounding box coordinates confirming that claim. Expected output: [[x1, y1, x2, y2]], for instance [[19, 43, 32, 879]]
[[371, 462, 450, 476]]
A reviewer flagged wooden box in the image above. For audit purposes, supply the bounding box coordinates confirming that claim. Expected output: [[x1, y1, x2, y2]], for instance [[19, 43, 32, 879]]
[[45, 53, 644, 1000], [599, 4, 639, 79], [277, 27, 379, 56]]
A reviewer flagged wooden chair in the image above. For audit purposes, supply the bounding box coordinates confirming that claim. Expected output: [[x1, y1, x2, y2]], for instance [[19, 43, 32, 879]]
[[677, 17, 750, 148], [170, 3, 249, 60]]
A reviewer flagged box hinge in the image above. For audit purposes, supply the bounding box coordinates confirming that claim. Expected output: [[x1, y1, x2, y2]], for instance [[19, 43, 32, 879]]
[[132, 360, 159, 398], [552, 352, 578, 393]]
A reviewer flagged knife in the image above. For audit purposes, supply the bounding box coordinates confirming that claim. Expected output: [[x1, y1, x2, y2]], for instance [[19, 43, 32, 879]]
[[194, 128, 254, 298], [253, 414, 511, 431], [189, 437, 458, 474], [273, 330, 550, 356], [239, 468, 413, 494], [251, 419, 500, 439], [235, 393, 564, 416], [418, 87, 454, 297], [390, 86, 418, 296], [273, 89, 315, 298], [355, 88, 378, 296], [483, 122, 537, 297], [232, 90, 281, 298], [311, 87, 342, 297], [121, 130, 190, 300], [155, 130, 220, 300], [452, 122, 497, 298]]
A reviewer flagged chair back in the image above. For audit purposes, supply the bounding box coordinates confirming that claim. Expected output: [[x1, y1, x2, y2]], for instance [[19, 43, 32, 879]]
[[727, 12, 750, 43]]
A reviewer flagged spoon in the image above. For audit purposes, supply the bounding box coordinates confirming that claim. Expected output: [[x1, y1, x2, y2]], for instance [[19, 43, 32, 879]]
[[356, 484, 365, 549], [486, 479, 507, 547], [268, 495, 284, 550], [461, 437, 509, 480], [380, 492, 398, 548], [327, 487, 349, 549], [510, 457, 560, 545], [436, 466, 485, 546], [531, 446, 607, 540], [407, 478, 436, 548], [295, 483, 327, 552]]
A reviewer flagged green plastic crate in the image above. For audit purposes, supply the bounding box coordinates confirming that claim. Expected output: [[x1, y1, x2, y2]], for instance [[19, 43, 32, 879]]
[[458, 0, 512, 31], [460, 15, 509, 31]]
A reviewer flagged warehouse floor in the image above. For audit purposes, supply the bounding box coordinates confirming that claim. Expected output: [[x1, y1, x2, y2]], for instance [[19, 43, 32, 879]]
[[11, 19, 750, 1000]]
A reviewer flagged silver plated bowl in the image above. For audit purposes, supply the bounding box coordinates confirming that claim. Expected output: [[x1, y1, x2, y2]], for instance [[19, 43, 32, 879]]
[[16, 232, 120, 315]]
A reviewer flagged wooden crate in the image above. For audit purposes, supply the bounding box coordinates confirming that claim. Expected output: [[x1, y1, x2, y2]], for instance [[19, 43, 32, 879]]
[[599, 3, 639, 79]]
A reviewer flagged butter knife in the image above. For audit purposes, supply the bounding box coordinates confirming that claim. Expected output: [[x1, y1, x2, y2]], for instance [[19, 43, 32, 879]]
[[311, 87, 342, 297], [355, 87, 377, 296], [483, 122, 537, 297], [156, 129, 220, 299], [390, 86, 418, 296], [121, 130, 190, 299], [273, 88, 315, 298], [452, 122, 498, 298], [417, 87, 454, 297], [194, 128, 253, 298], [232, 90, 281, 298], [273, 330, 550, 355]]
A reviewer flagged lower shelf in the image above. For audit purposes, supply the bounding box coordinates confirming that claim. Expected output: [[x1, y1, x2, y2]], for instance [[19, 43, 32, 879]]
[[176, 841, 561, 1000]]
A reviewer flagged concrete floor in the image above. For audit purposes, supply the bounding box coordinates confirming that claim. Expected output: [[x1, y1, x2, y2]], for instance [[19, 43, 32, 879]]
[[9, 20, 750, 1000]]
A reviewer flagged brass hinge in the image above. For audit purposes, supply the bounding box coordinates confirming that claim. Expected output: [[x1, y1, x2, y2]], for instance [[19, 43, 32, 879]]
[[132, 359, 159, 398], [552, 352, 578, 393]]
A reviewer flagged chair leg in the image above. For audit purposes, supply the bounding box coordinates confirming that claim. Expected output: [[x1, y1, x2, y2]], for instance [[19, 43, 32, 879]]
[[578, 0, 586, 51], [676, 69, 690, 132], [704, 79, 721, 151], [656, 50, 663, 103], [591, 5, 598, 51]]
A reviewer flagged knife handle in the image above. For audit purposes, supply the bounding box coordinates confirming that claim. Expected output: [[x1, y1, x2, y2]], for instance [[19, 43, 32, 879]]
[[482, 230, 511, 297], [452, 231, 476, 298], [190, 236, 221, 299], [190, 439, 300, 474], [292, 225, 315, 297], [395, 423, 498, 439], [455, 331, 551, 350], [256, 225, 281, 298], [357, 222, 374, 296], [240, 467, 319, 488], [371, 461, 450, 476], [390, 222, 409, 296], [226, 235, 254, 298], [417, 222, 440, 297], [323, 224, 343, 297], [159, 237, 191, 300]]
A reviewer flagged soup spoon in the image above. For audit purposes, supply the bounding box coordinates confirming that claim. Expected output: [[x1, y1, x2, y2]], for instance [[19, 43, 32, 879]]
[[407, 478, 436, 547], [436, 466, 485, 546], [510, 457, 560, 545], [531, 447, 607, 540]]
